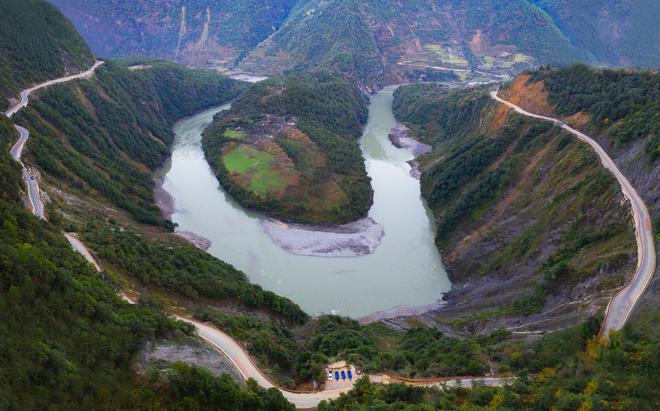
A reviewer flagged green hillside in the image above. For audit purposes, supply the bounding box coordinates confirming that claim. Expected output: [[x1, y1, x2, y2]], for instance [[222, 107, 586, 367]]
[[13, 61, 246, 226], [47, 0, 660, 89], [530, 64, 660, 163], [319, 319, 660, 410], [530, 0, 660, 67], [392, 76, 638, 330], [0, 114, 295, 410], [240, 0, 590, 87], [203, 70, 372, 224], [0, 0, 95, 110]]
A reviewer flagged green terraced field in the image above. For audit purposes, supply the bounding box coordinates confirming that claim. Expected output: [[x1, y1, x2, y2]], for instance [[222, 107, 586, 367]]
[[423, 44, 469, 67]]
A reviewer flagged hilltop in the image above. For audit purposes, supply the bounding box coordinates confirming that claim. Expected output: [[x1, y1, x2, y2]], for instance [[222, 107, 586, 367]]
[[202, 70, 372, 225]]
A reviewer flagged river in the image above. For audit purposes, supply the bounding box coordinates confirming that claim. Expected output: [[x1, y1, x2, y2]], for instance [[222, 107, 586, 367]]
[[160, 87, 451, 317]]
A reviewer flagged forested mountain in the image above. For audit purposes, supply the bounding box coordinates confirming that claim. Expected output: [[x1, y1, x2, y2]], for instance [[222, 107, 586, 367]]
[[3, 0, 658, 409], [530, 0, 660, 67], [202, 70, 372, 224], [0, 0, 95, 110], [0, 2, 301, 406], [14, 61, 247, 226], [48, 0, 297, 66], [49, 0, 659, 88], [389, 66, 660, 334], [319, 320, 660, 410]]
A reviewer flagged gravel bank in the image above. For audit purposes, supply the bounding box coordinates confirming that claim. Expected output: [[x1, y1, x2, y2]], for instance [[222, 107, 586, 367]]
[[263, 217, 385, 257]]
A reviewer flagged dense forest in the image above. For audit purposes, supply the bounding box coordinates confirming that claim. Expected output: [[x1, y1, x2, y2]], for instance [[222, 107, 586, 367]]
[[193, 310, 488, 388], [203, 69, 373, 224], [529, 0, 660, 67], [14, 61, 246, 226], [319, 321, 660, 410], [50, 0, 298, 65], [530, 64, 659, 163], [0, 0, 94, 111], [79, 219, 307, 324], [47, 0, 660, 91], [239, 0, 596, 86], [0, 114, 294, 410]]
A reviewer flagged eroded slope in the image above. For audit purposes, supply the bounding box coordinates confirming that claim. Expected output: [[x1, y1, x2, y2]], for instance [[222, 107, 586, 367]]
[[391, 70, 652, 335]]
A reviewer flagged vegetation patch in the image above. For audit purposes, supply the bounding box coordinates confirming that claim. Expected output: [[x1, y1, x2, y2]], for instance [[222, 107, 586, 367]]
[[203, 70, 371, 224], [223, 128, 245, 140], [223, 144, 288, 196], [422, 43, 469, 67], [530, 64, 659, 163], [14, 61, 246, 227]]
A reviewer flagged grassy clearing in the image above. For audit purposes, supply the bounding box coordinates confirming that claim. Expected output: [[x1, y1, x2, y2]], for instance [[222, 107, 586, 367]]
[[223, 129, 244, 140], [223, 145, 286, 196]]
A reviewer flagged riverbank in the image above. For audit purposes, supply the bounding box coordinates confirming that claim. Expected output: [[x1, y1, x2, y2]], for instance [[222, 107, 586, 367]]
[[263, 217, 385, 257], [154, 175, 175, 220], [160, 89, 450, 317], [388, 124, 431, 179]]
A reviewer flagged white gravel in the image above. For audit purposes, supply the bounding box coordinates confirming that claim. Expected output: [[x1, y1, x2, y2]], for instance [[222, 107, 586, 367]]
[[263, 217, 385, 257]]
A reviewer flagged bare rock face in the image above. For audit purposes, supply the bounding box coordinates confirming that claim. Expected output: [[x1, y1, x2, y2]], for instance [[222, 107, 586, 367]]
[[139, 339, 243, 383], [262, 217, 385, 257]]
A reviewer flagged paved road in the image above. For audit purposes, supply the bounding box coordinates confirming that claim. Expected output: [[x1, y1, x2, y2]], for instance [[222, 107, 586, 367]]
[[490, 90, 656, 338], [10, 125, 28, 161], [397, 61, 507, 80], [23, 168, 44, 219], [5, 61, 104, 118], [10, 125, 45, 218], [64, 233, 102, 271], [175, 316, 355, 408], [60, 219, 516, 408], [5, 61, 104, 220], [175, 316, 517, 408]]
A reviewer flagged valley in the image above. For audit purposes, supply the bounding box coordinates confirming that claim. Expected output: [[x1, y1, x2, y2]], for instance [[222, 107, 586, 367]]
[[1, 0, 658, 409], [161, 87, 451, 317]]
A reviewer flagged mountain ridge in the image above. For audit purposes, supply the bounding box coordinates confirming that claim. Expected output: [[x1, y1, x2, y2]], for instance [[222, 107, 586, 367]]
[[48, 0, 660, 88]]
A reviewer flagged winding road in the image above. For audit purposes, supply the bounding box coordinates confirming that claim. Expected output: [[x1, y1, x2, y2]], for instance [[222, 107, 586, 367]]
[[62, 238, 517, 409], [173, 316, 516, 409], [490, 90, 657, 338], [5, 61, 104, 118], [4, 61, 104, 220]]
